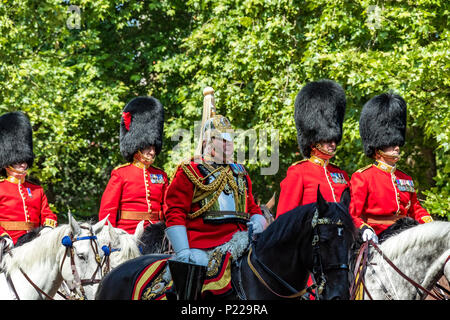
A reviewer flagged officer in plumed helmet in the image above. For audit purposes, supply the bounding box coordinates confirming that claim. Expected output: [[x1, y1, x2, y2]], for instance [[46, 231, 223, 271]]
[[349, 92, 433, 244], [276, 79, 350, 218], [0, 111, 57, 251], [164, 87, 266, 300], [98, 97, 169, 234]]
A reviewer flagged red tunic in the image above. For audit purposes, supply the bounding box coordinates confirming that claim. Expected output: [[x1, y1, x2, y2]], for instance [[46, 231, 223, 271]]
[[98, 163, 169, 234], [0, 177, 57, 244], [276, 156, 350, 218], [164, 161, 263, 249], [349, 162, 432, 235]]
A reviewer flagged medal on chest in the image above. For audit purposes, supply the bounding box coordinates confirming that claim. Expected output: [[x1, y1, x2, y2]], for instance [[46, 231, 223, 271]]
[[396, 179, 415, 192], [150, 174, 164, 184], [330, 172, 347, 184]]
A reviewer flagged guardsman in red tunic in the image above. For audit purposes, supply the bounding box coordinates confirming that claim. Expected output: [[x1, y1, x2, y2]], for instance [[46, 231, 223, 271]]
[[164, 87, 266, 299], [275, 80, 349, 298], [0, 112, 57, 249], [98, 97, 169, 234], [350, 92, 433, 243], [276, 80, 350, 218]]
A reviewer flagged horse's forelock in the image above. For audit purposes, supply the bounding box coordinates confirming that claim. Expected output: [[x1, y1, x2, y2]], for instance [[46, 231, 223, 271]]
[[326, 202, 357, 240]]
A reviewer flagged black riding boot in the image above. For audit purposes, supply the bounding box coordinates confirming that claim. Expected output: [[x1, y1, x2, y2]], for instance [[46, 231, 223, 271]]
[[168, 260, 207, 300]]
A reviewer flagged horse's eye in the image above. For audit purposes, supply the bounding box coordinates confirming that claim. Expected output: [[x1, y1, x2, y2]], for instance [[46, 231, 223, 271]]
[[77, 253, 87, 261]]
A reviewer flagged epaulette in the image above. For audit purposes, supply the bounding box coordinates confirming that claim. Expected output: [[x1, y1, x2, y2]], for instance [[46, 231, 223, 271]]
[[180, 161, 203, 182], [113, 163, 131, 171], [290, 159, 307, 167], [356, 164, 372, 173]]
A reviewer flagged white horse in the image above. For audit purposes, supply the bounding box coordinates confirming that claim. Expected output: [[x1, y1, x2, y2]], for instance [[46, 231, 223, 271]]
[[0, 213, 104, 300], [79, 220, 144, 300], [361, 221, 450, 300]]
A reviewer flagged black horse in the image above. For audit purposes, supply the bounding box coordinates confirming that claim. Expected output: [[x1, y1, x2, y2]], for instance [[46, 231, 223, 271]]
[[96, 188, 356, 300]]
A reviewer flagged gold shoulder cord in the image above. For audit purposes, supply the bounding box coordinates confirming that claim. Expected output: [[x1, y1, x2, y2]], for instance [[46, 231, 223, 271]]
[[180, 163, 240, 219]]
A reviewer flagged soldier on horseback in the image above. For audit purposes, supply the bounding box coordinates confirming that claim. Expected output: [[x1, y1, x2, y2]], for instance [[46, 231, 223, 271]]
[[164, 87, 267, 299], [0, 111, 57, 251], [276, 79, 350, 217], [98, 97, 169, 234], [275, 80, 350, 298], [349, 92, 433, 243]]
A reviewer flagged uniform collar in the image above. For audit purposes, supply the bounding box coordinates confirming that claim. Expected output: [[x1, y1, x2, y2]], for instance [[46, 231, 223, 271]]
[[132, 159, 150, 169], [308, 155, 329, 167], [374, 160, 396, 173], [6, 175, 25, 184]]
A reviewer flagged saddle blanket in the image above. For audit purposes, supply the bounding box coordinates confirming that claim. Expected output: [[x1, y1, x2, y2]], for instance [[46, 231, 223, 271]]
[[132, 250, 233, 300]]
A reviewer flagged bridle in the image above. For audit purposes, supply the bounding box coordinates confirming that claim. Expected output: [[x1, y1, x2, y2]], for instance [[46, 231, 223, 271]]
[[99, 243, 121, 275], [310, 205, 349, 297], [58, 227, 104, 299], [246, 205, 350, 299]]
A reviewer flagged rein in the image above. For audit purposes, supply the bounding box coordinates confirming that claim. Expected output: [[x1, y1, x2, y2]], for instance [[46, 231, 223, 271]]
[[351, 240, 445, 300], [246, 246, 312, 299]]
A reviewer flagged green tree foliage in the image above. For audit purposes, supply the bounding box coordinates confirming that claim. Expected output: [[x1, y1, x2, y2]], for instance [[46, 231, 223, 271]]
[[0, 0, 448, 221]]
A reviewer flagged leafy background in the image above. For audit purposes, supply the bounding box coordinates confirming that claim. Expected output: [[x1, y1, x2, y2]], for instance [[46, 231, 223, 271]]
[[0, 0, 448, 222]]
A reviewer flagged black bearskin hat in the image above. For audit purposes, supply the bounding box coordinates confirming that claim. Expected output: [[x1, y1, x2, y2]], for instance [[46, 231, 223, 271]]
[[359, 92, 406, 158], [0, 111, 35, 169], [120, 96, 164, 162], [294, 79, 346, 157]]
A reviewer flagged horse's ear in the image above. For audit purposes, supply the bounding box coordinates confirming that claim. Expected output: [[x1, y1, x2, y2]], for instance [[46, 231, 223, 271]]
[[134, 220, 145, 242], [68, 211, 81, 235], [107, 221, 120, 247], [265, 192, 277, 211], [93, 215, 109, 234], [316, 185, 328, 215], [340, 188, 351, 209]]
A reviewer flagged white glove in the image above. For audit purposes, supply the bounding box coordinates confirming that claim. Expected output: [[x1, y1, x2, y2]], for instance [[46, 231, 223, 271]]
[[362, 228, 379, 244], [247, 214, 267, 235], [166, 225, 208, 266], [1, 236, 14, 251]]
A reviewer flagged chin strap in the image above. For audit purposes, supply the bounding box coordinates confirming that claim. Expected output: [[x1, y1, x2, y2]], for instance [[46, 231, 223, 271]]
[[376, 149, 401, 161]]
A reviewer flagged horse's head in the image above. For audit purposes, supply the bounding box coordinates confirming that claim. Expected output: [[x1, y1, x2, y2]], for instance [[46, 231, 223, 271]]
[[96, 219, 143, 269], [304, 187, 355, 300], [59, 212, 104, 299]]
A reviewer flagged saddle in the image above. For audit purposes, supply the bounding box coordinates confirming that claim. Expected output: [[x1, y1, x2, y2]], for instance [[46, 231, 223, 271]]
[[132, 231, 249, 300]]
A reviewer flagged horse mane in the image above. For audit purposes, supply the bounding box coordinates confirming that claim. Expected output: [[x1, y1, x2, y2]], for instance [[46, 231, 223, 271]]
[[256, 204, 314, 250], [6, 224, 74, 272], [14, 226, 44, 247], [139, 222, 167, 254], [98, 226, 142, 261], [257, 202, 355, 251], [378, 217, 419, 243], [378, 221, 450, 260]]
